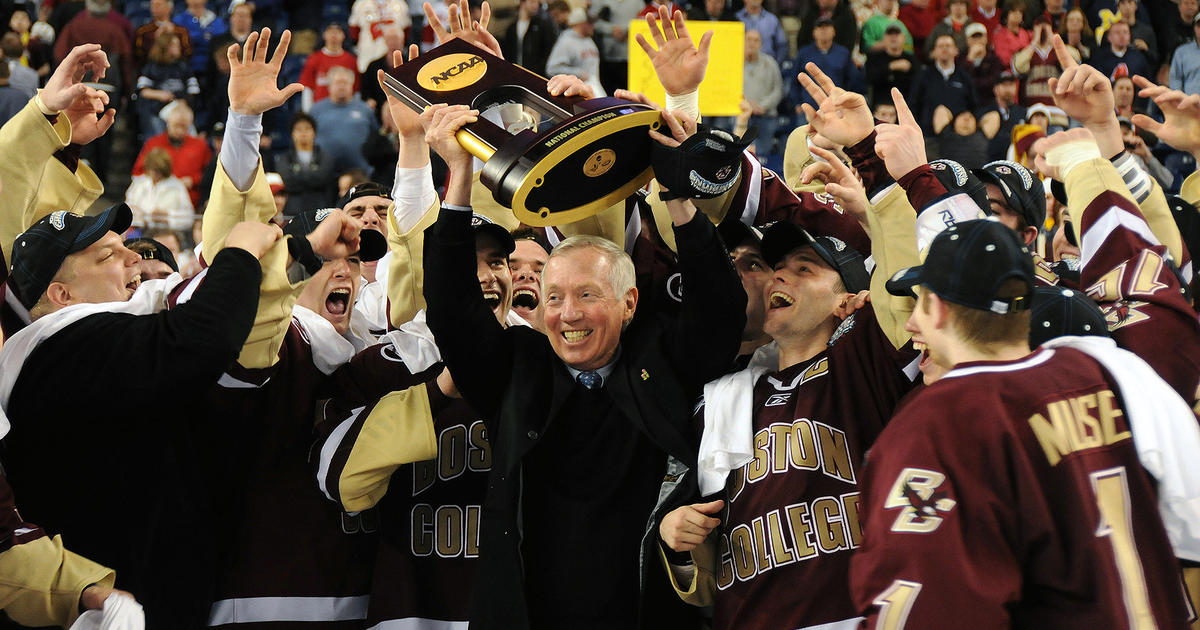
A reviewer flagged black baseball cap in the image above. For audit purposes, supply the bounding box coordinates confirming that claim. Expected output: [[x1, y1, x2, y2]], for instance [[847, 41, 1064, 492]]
[[927, 159, 990, 216], [124, 237, 179, 272], [651, 125, 756, 200], [284, 208, 388, 262], [974, 160, 1046, 230], [761, 222, 870, 293], [337, 181, 393, 210], [717, 220, 763, 252], [1029, 286, 1109, 347], [11, 204, 133, 310], [886, 219, 1034, 314], [471, 213, 516, 255]]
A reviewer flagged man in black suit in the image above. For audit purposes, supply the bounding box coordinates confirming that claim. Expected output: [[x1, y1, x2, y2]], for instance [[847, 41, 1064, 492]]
[[501, 0, 560, 77], [421, 104, 746, 629]]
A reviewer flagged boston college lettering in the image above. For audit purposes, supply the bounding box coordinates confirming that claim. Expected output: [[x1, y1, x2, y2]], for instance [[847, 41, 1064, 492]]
[[716, 493, 862, 589], [737, 419, 856, 491]]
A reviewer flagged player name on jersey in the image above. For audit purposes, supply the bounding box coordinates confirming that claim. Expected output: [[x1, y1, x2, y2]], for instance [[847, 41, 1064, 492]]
[[1027, 389, 1131, 466]]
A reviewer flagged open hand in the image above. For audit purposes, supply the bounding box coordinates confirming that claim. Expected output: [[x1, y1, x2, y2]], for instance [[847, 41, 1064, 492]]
[[378, 44, 425, 139], [425, 0, 502, 57], [1132, 75, 1200, 159], [797, 62, 874, 148], [634, 6, 712, 96], [228, 28, 303, 115]]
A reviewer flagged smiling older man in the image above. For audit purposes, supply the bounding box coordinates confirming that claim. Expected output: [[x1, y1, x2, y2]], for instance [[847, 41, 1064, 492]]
[[422, 104, 746, 630]]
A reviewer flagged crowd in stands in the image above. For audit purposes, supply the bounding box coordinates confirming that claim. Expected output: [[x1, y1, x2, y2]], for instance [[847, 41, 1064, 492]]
[[4, 0, 1200, 629]]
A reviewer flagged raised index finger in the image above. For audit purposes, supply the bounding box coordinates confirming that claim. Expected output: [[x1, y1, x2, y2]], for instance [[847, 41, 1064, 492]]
[[891, 87, 918, 128], [1052, 33, 1077, 70]]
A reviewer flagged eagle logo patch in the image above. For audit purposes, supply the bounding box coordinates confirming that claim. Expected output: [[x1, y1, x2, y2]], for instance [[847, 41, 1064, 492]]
[[49, 211, 68, 231], [883, 467, 957, 533]]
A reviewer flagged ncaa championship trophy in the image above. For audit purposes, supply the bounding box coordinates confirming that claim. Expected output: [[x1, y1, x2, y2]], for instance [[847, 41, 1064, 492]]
[[382, 38, 663, 226]]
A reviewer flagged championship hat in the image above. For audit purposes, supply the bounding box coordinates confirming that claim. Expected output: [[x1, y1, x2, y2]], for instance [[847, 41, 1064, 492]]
[[1028, 286, 1109, 347], [760, 222, 870, 293], [652, 125, 756, 201], [886, 219, 1034, 314], [928, 159, 990, 215], [973, 160, 1046, 230], [717, 220, 763, 252], [470, 213, 516, 255], [284, 208, 388, 262], [124, 237, 179, 273], [10, 204, 133, 310], [336, 181, 392, 210]]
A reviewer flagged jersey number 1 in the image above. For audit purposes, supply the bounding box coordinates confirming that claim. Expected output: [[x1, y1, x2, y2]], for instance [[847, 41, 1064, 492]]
[[1091, 467, 1157, 630]]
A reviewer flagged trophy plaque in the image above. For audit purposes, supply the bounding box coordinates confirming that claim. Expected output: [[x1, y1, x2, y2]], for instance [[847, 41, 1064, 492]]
[[382, 38, 663, 227]]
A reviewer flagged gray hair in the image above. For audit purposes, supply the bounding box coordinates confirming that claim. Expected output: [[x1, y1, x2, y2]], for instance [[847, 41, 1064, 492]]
[[546, 235, 636, 298]]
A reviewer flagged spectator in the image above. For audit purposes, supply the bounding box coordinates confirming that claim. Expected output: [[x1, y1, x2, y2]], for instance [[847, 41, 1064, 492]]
[[972, 0, 1001, 33], [1111, 0, 1157, 68], [686, 0, 736, 21], [591, 0, 642, 95], [133, 103, 212, 206], [933, 106, 988, 169], [54, 0, 133, 94], [1, 33, 38, 99], [861, 0, 912, 52], [1163, 0, 1199, 63], [125, 146, 195, 232], [172, 0, 227, 75], [1113, 74, 1140, 118], [360, 25, 405, 117], [977, 69, 1026, 160], [205, 41, 234, 134], [736, 0, 787, 66], [1119, 115, 1173, 188], [7, 8, 52, 81], [1040, 0, 1068, 31], [798, 0, 857, 53], [0, 61, 25, 127], [546, 8, 604, 97], [1171, 15, 1200, 95], [1091, 20, 1151, 81], [874, 98, 897, 122], [927, 0, 973, 55], [136, 31, 199, 139], [962, 21, 1005, 103], [865, 22, 918, 104], [990, 0, 1031, 66], [309, 66, 375, 174], [133, 0, 192, 65], [209, 2, 254, 57], [741, 29, 783, 154], [1014, 20, 1077, 106], [793, 18, 857, 118], [898, 0, 939, 52], [1057, 7, 1094, 61], [299, 21, 360, 110], [547, 0, 571, 29], [908, 33, 977, 133], [124, 236, 181, 281], [349, 0, 412, 73], [501, 0, 560, 78]]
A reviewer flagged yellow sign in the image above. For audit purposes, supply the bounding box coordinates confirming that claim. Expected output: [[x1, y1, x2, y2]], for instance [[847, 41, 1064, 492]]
[[627, 20, 744, 117], [583, 148, 617, 177], [418, 53, 488, 92]]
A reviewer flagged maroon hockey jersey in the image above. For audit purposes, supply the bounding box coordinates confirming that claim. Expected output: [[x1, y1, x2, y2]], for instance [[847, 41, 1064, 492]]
[[1078, 190, 1200, 410], [703, 307, 918, 630], [851, 348, 1194, 629]]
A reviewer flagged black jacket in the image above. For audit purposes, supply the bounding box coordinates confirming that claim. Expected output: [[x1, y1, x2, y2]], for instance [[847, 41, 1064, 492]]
[[423, 207, 746, 629], [500, 13, 560, 78], [277, 145, 338, 217], [2, 248, 262, 628]]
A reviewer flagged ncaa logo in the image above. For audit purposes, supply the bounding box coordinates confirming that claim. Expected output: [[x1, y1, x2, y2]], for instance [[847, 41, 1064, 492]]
[[49, 211, 68, 230], [417, 53, 488, 92]]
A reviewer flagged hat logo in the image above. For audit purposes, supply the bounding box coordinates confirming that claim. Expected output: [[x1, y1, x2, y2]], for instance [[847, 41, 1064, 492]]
[[49, 211, 67, 231], [715, 165, 733, 180], [995, 165, 1011, 175], [985, 160, 1033, 189], [826, 236, 847, 251], [315, 208, 332, 222]]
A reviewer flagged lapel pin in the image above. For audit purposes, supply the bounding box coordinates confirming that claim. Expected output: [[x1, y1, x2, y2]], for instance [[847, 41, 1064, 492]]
[[641, 369, 650, 381]]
